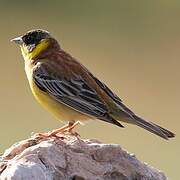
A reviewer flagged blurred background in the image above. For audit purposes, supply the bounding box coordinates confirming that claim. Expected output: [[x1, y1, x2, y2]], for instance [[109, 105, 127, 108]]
[[0, 0, 179, 179]]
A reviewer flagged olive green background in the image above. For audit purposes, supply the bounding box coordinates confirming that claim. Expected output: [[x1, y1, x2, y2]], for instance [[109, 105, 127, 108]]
[[0, 1, 179, 179]]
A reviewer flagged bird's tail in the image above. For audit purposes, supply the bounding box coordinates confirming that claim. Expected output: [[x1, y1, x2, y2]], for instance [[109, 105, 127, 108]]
[[131, 114, 175, 140]]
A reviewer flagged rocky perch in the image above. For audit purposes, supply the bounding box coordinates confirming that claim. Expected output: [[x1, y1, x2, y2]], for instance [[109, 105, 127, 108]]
[[0, 134, 166, 180]]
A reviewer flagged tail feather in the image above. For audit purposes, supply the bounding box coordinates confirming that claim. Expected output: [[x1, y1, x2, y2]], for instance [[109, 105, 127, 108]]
[[150, 121, 175, 138], [132, 115, 175, 140]]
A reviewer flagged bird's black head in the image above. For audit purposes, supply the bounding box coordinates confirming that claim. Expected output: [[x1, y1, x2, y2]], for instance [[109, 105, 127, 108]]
[[11, 29, 60, 60], [22, 29, 50, 46]]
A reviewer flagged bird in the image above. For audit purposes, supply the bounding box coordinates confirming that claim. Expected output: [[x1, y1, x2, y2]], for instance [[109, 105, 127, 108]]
[[11, 29, 175, 140]]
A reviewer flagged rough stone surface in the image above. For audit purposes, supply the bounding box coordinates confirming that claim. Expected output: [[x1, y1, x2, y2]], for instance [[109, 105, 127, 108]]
[[0, 134, 167, 180]]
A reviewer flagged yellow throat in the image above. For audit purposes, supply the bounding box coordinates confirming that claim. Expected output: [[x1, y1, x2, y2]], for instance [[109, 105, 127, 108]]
[[21, 39, 50, 60]]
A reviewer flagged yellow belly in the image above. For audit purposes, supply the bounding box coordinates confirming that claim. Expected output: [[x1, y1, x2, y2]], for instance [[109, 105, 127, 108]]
[[25, 62, 93, 123], [30, 80, 93, 122]]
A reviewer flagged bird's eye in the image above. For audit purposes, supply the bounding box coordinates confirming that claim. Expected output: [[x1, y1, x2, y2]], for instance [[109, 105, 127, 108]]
[[23, 31, 46, 46], [25, 35, 35, 45], [23, 32, 41, 45]]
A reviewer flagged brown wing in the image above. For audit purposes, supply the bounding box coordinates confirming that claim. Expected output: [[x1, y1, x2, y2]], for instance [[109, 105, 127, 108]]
[[33, 60, 124, 128], [87, 71, 135, 116]]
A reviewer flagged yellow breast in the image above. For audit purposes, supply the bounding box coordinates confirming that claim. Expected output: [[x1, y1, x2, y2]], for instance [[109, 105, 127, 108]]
[[25, 63, 93, 122]]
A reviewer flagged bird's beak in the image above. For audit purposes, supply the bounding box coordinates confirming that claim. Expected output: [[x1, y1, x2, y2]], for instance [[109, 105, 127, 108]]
[[11, 36, 23, 45]]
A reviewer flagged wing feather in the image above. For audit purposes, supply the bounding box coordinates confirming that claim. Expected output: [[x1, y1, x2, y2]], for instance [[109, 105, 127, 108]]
[[33, 63, 124, 127]]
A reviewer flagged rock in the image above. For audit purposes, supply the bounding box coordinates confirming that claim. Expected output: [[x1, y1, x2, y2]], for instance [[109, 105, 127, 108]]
[[0, 134, 167, 180]]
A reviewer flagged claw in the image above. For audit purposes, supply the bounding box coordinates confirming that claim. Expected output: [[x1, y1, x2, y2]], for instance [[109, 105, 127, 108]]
[[32, 121, 80, 140]]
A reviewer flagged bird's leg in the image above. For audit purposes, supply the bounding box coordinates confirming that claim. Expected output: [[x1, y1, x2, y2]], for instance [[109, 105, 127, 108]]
[[62, 121, 81, 137], [33, 121, 80, 139], [49, 121, 80, 137], [49, 122, 74, 137], [65, 121, 80, 132], [33, 123, 70, 138]]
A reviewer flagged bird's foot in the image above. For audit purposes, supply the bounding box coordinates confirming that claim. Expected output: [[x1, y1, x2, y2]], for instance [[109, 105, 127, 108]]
[[32, 121, 80, 140]]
